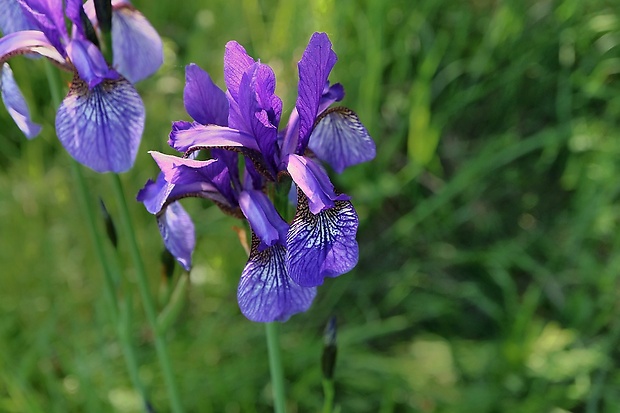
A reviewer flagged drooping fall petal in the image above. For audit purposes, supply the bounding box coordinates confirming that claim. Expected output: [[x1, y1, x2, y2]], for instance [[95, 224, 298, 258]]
[[308, 107, 376, 173], [55, 75, 144, 173], [238, 236, 316, 322], [286, 192, 359, 287]]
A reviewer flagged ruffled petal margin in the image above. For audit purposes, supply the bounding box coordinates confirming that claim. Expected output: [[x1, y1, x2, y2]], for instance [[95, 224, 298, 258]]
[[56, 75, 145, 173], [238, 235, 316, 322], [286, 191, 359, 287]]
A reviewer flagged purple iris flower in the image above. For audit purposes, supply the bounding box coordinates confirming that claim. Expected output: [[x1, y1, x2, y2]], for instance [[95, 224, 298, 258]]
[[138, 32, 375, 322], [0, 0, 163, 172]]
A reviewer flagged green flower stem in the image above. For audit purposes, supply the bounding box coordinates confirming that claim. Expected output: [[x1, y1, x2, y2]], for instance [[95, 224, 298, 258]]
[[321, 379, 335, 413], [69, 160, 119, 319], [265, 322, 287, 413], [110, 173, 184, 413], [46, 63, 147, 409]]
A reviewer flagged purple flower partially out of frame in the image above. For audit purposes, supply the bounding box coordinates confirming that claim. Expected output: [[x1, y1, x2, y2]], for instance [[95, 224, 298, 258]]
[[0, 0, 163, 173], [138, 32, 375, 322]]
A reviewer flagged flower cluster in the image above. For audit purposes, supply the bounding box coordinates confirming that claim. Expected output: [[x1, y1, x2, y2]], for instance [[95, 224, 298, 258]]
[[138, 32, 375, 322], [0, 0, 162, 172]]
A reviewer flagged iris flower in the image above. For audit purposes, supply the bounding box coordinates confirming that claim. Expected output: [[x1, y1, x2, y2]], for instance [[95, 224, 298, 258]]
[[0, 0, 162, 172], [138, 32, 375, 322]]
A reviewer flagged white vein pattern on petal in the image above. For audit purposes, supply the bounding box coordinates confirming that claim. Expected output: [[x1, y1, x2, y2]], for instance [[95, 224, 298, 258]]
[[238, 239, 316, 322], [286, 197, 359, 286], [56, 76, 144, 172], [308, 107, 375, 173]]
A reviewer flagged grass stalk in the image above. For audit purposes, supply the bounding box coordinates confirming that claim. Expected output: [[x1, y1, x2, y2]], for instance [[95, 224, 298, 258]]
[[110, 173, 184, 413]]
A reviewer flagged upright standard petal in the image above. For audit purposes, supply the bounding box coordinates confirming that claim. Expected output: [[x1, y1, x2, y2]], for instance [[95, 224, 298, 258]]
[[111, 4, 163, 83], [238, 236, 316, 322], [56, 75, 145, 173], [157, 201, 195, 271], [286, 192, 359, 287], [236, 63, 281, 172], [295, 32, 337, 152], [308, 107, 376, 173], [184, 64, 229, 126], [0, 63, 41, 138], [223, 40, 255, 103]]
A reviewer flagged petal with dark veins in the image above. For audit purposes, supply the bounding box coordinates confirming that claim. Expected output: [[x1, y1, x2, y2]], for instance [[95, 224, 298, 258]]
[[308, 107, 376, 173], [238, 235, 316, 322], [55, 75, 144, 173], [286, 191, 359, 287]]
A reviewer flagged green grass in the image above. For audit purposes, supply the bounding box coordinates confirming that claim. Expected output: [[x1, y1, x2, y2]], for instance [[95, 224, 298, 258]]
[[2, 0, 620, 411]]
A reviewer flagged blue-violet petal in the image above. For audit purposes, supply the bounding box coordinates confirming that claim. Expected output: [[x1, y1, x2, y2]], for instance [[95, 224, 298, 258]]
[[286, 192, 359, 287], [239, 190, 289, 249], [184, 63, 228, 126], [66, 38, 119, 88], [286, 154, 349, 214], [0, 63, 41, 138], [0, 0, 36, 34], [295, 32, 337, 152], [168, 123, 260, 153], [308, 107, 376, 173], [111, 5, 163, 83], [238, 236, 316, 322], [157, 201, 195, 271], [55, 75, 144, 173]]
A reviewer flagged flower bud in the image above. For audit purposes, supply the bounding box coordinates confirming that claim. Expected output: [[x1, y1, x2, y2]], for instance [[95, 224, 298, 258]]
[[99, 199, 117, 248], [321, 317, 337, 379]]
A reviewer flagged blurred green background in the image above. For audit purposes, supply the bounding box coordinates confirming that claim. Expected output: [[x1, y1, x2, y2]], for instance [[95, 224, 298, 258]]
[[2, 0, 620, 411]]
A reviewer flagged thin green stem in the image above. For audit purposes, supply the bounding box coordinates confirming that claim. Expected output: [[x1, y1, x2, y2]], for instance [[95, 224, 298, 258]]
[[109, 173, 184, 413], [265, 322, 287, 413], [70, 161, 119, 320], [321, 379, 335, 413], [46, 62, 147, 410]]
